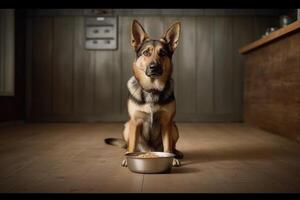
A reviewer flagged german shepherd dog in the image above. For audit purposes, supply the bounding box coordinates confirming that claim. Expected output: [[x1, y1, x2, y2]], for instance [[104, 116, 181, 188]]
[[105, 20, 183, 167]]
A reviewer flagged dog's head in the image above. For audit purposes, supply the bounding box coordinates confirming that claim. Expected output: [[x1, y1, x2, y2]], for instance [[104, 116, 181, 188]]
[[131, 20, 181, 92]]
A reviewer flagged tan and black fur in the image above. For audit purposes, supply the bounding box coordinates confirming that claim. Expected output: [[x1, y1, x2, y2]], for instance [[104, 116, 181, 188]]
[[105, 20, 183, 167]]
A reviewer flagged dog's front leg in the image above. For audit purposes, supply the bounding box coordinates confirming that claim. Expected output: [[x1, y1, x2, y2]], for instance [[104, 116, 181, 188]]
[[160, 111, 173, 153], [161, 121, 180, 167], [122, 119, 141, 167], [127, 119, 141, 153], [161, 112, 181, 167], [161, 121, 173, 153]]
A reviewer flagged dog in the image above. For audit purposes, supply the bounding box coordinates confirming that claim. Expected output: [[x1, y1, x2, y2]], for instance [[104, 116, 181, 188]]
[[105, 19, 183, 167]]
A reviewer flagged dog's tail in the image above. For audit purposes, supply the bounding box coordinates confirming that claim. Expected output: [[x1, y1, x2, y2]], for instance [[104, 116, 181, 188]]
[[104, 138, 127, 149]]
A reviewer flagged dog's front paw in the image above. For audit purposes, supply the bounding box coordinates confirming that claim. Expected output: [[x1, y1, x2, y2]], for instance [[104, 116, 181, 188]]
[[121, 159, 127, 167], [172, 158, 181, 167]]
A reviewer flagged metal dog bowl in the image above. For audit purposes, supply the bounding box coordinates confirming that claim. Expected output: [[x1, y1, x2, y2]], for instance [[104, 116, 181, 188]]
[[125, 152, 175, 174]]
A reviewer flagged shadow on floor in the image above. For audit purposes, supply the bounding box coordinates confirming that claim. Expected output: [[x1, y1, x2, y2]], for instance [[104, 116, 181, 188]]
[[180, 144, 300, 166], [171, 167, 201, 174]]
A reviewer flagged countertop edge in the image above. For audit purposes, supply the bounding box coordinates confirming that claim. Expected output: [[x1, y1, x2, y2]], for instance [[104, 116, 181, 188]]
[[239, 20, 300, 54]]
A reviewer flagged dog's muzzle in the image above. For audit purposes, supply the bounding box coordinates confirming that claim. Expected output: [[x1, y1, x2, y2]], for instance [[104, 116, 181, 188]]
[[145, 63, 163, 77]]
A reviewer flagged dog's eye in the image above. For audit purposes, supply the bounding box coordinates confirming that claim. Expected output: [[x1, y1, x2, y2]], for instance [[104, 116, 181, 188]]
[[143, 50, 151, 57], [159, 50, 166, 57]]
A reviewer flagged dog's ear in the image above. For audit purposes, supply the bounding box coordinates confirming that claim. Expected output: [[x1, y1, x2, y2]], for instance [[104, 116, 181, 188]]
[[162, 21, 181, 52], [131, 20, 149, 51]]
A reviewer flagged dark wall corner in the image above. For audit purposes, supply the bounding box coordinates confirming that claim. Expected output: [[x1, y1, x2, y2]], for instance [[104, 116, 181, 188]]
[[0, 9, 26, 122]]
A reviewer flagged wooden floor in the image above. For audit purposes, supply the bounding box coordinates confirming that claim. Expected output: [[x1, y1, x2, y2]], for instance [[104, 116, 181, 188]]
[[0, 122, 300, 193]]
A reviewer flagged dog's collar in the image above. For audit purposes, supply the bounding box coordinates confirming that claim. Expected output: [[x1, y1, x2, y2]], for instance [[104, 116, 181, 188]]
[[127, 76, 175, 105], [143, 88, 161, 94]]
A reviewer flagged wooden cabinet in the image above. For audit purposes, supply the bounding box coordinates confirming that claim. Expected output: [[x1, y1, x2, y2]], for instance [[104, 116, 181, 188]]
[[84, 17, 117, 50], [240, 20, 300, 142]]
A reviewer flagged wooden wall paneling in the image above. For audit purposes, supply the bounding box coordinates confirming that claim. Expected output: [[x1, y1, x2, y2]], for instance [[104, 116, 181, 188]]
[[93, 16, 123, 115], [0, 12, 3, 93], [204, 9, 227, 16], [143, 17, 164, 39], [232, 17, 254, 120], [0, 10, 15, 95], [0, 10, 12, 95], [131, 9, 162, 16], [214, 17, 233, 114], [182, 9, 204, 16], [52, 17, 74, 115], [6, 10, 15, 96], [176, 17, 197, 115], [93, 51, 114, 114], [73, 17, 94, 115], [120, 16, 133, 115], [0, 10, 26, 122], [111, 16, 122, 115], [14, 10, 26, 121], [195, 16, 214, 114], [162, 17, 181, 113], [26, 13, 279, 122], [114, 9, 133, 16], [28, 9, 286, 17], [120, 16, 145, 115], [25, 18, 32, 119], [160, 9, 184, 16], [31, 17, 53, 118]]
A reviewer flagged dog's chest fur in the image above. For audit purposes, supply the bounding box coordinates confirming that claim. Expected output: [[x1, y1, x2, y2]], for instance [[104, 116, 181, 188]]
[[127, 76, 175, 151], [127, 76, 174, 109]]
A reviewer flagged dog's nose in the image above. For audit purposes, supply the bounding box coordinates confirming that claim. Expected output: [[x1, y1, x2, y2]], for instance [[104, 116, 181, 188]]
[[149, 63, 158, 70], [146, 63, 163, 77]]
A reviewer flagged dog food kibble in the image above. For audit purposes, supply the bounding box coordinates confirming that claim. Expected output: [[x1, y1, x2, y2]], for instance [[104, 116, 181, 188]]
[[137, 152, 159, 158]]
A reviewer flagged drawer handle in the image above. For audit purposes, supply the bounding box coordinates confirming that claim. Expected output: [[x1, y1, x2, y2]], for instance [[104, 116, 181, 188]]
[[105, 40, 111, 44], [93, 40, 98, 44], [93, 29, 99, 33], [104, 29, 110, 33]]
